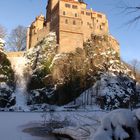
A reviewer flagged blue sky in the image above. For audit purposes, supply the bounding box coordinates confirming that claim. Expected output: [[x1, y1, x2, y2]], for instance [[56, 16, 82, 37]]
[[0, 0, 140, 62]]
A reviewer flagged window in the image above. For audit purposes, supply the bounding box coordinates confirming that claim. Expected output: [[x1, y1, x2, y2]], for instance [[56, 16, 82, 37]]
[[63, 11, 66, 15], [72, 5, 78, 9], [75, 13, 78, 17], [65, 3, 71, 8], [97, 14, 102, 18], [65, 19, 68, 24], [86, 12, 91, 16], [81, 11, 84, 15], [73, 20, 76, 25], [100, 25, 103, 30], [96, 19, 99, 23], [102, 23, 105, 26]]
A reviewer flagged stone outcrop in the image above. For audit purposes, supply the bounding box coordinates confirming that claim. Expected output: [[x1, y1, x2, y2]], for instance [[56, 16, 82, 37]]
[[25, 33, 138, 109]]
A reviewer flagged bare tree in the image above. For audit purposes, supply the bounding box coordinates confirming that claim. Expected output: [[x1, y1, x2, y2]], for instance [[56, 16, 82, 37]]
[[129, 59, 140, 81], [7, 25, 27, 51], [117, 1, 140, 24], [0, 25, 6, 39]]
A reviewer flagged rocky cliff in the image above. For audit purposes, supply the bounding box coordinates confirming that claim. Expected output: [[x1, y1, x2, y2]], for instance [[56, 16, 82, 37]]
[[25, 33, 138, 109]]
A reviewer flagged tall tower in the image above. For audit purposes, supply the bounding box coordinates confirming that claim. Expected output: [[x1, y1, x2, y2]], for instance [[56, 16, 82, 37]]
[[46, 0, 59, 22], [45, 0, 60, 43]]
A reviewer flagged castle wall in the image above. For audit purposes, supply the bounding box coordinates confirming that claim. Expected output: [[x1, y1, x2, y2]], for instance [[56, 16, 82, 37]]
[[6, 51, 25, 58], [58, 0, 83, 53], [29, 27, 49, 49], [59, 31, 83, 53], [80, 10, 109, 42], [80, 9, 93, 42], [107, 35, 120, 53]]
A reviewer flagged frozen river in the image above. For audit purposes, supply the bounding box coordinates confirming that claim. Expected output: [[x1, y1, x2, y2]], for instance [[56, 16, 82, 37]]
[[0, 112, 56, 140]]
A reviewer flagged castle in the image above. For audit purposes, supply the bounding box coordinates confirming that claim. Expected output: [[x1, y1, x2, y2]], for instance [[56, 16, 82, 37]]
[[26, 0, 119, 53]]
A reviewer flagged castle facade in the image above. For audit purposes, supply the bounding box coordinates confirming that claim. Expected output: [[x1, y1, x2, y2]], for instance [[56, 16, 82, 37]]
[[27, 0, 119, 53]]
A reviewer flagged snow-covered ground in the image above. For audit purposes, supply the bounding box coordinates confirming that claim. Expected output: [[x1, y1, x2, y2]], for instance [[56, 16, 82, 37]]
[[0, 112, 56, 140], [0, 111, 107, 140]]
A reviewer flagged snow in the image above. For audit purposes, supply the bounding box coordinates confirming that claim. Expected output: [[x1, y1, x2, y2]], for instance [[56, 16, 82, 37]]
[[93, 109, 140, 140], [0, 38, 5, 44], [0, 111, 107, 140], [0, 112, 56, 140], [9, 56, 31, 111]]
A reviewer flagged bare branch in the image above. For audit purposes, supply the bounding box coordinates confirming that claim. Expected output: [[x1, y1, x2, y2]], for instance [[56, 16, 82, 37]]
[[7, 25, 27, 51], [0, 25, 6, 39]]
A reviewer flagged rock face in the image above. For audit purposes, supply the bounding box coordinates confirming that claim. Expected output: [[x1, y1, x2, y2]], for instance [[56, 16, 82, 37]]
[[0, 39, 15, 108], [25, 33, 138, 109]]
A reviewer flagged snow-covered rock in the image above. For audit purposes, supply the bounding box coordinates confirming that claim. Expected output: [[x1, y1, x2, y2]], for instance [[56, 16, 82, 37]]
[[93, 109, 140, 140], [23, 33, 138, 109], [0, 38, 5, 52], [52, 109, 140, 140]]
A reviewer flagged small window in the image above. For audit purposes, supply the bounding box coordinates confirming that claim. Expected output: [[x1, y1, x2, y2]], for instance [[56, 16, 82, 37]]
[[86, 12, 91, 16], [65, 19, 68, 24], [100, 25, 103, 30], [65, 3, 71, 8], [97, 19, 99, 23], [102, 23, 105, 26], [72, 5, 78, 9], [97, 14, 102, 18], [81, 11, 84, 14], [73, 20, 76, 25], [75, 13, 78, 17], [63, 11, 66, 15]]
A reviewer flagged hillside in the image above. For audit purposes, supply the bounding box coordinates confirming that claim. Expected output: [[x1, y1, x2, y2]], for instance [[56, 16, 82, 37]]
[[24, 33, 138, 110]]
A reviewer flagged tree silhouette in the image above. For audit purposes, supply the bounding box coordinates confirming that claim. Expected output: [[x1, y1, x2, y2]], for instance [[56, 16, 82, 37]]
[[0, 25, 6, 39], [7, 25, 27, 51]]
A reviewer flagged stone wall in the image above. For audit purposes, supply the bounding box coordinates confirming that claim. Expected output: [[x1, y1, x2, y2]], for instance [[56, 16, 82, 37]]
[[6, 51, 25, 58]]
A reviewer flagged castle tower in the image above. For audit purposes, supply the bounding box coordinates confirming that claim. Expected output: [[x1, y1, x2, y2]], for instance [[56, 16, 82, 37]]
[[27, 0, 112, 53], [27, 14, 46, 49]]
